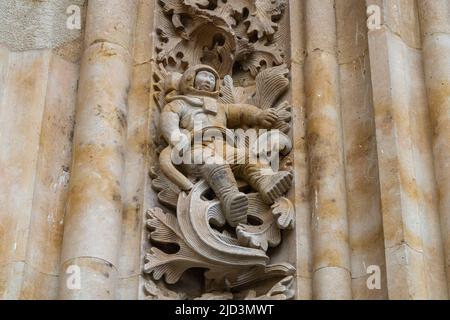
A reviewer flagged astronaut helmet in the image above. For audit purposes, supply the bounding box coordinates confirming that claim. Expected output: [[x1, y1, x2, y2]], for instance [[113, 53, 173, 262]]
[[179, 64, 220, 98]]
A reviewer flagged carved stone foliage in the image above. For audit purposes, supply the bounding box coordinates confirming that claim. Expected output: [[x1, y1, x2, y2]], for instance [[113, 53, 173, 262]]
[[144, 0, 295, 300], [155, 0, 287, 80]]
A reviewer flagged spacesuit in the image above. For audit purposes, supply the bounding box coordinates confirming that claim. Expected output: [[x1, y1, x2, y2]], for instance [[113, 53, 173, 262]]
[[160, 65, 293, 227]]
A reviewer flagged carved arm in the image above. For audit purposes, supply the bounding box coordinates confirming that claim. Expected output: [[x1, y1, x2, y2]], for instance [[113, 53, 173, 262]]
[[160, 102, 185, 147], [225, 104, 279, 129]]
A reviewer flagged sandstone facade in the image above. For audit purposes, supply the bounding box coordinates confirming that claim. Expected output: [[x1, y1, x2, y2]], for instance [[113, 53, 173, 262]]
[[0, 0, 449, 300]]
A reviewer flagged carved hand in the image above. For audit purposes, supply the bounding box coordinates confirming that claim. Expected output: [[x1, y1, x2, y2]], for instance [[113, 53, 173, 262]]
[[257, 109, 279, 128]]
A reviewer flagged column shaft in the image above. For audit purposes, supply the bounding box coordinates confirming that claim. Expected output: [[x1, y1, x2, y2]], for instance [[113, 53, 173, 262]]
[[58, 0, 138, 300], [288, 0, 313, 300], [418, 0, 450, 295], [117, 0, 156, 300], [336, 0, 388, 299], [304, 0, 352, 300], [367, 0, 448, 299]]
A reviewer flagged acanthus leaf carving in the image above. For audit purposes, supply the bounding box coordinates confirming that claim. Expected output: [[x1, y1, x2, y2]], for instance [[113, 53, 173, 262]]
[[144, 207, 214, 284], [144, 279, 187, 300], [239, 41, 285, 78], [253, 64, 289, 110], [150, 167, 181, 210], [195, 292, 234, 300], [272, 197, 295, 230], [157, 0, 288, 79], [236, 194, 282, 251], [245, 0, 287, 40], [244, 276, 295, 300]]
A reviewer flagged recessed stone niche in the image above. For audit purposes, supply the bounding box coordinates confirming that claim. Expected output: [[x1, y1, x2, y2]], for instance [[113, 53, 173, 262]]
[[0, 0, 449, 301]]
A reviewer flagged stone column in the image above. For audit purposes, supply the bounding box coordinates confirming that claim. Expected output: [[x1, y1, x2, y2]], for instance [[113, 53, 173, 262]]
[[418, 0, 450, 295], [117, 0, 156, 300], [58, 0, 138, 300], [366, 0, 448, 299], [288, 0, 312, 300], [304, 0, 352, 300], [0, 1, 84, 300], [335, 0, 387, 299]]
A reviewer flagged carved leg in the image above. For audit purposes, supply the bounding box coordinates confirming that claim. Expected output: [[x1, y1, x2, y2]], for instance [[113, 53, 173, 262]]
[[235, 164, 293, 205], [201, 164, 248, 227]]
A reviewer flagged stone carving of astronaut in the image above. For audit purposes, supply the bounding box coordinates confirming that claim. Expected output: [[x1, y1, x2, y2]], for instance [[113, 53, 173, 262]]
[[160, 65, 293, 227]]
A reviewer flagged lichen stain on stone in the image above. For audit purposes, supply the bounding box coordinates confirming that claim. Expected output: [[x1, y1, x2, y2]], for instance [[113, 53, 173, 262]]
[[374, 103, 395, 136], [313, 247, 347, 270], [67, 144, 123, 216], [306, 117, 344, 180], [378, 157, 404, 244], [403, 226, 424, 253], [116, 108, 127, 131], [0, 214, 15, 265], [399, 167, 419, 200], [351, 227, 385, 251], [346, 122, 376, 166], [428, 84, 450, 137], [10, 56, 46, 94], [315, 199, 343, 221], [93, 104, 128, 136], [127, 126, 150, 156], [122, 204, 141, 233]]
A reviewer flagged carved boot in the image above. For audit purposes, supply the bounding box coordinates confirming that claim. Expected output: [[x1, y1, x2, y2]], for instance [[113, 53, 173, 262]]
[[241, 164, 293, 205], [202, 164, 248, 227]]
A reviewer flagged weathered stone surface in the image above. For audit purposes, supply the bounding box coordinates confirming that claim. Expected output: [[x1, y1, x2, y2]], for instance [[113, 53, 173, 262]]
[[367, 4, 448, 298], [118, 0, 157, 301], [305, 0, 352, 300], [0, 0, 85, 51], [418, 0, 450, 297], [1, 0, 450, 301], [0, 47, 78, 299], [58, 0, 138, 300], [59, 257, 118, 300]]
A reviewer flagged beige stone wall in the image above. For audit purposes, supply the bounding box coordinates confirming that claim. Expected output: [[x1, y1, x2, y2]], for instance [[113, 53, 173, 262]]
[[0, 0, 449, 300], [0, 45, 79, 300]]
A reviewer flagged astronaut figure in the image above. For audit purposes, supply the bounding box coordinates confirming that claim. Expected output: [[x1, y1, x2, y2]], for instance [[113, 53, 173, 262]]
[[160, 65, 293, 227]]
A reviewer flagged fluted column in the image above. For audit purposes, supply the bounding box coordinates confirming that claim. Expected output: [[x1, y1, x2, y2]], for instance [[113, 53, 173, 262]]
[[58, 1, 138, 300], [418, 0, 450, 295], [335, 0, 387, 299], [367, 0, 448, 299], [288, 0, 312, 300], [117, 0, 156, 300], [304, 0, 352, 300]]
